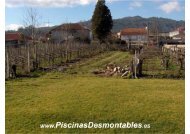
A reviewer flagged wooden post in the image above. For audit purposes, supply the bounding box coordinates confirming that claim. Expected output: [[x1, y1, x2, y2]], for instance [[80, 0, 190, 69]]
[[77, 49, 80, 57], [66, 50, 68, 62], [138, 59, 143, 77], [27, 43, 30, 73], [48, 43, 51, 66], [134, 49, 137, 78], [69, 51, 72, 61], [6, 47, 10, 79]]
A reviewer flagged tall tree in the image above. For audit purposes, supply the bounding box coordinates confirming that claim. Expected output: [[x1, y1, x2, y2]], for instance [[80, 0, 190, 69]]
[[23, 8, 41, 71], [91, 0, 113, 43]]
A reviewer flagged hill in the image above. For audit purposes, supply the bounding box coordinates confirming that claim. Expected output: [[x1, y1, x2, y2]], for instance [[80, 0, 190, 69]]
[[82, 16, 185, 33], [7, 16, 185, 34]]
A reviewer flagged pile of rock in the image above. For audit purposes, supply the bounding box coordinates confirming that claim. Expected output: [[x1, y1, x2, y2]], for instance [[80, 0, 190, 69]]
[[92, 63, 132, 77]]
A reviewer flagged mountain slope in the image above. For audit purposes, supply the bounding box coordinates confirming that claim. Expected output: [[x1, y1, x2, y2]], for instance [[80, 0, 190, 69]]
[[82, 16, 185, 33], [8, 16, 184, 34]]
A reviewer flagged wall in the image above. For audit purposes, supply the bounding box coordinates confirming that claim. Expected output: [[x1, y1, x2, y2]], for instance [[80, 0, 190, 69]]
[[121, 35, 147, 42], [51, 29, 90, 43]]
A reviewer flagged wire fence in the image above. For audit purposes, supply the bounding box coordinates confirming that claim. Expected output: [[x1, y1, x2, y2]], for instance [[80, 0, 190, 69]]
[[140, 45, 185, 78], [5, 41, 106, 79], [5, 42, 185, 79]]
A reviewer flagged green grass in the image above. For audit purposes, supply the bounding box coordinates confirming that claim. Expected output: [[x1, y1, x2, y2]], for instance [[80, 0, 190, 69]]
[[143, 55, 185, 79], [66, 51, 132, 75], [5, 51, 185, 133]]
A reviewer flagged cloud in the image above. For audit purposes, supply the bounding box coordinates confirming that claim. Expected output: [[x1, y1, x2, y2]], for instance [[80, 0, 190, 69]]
[[6, 24, 23, 31], [129, 1, 142, 10], [5, 23, 56, 31], [40, 23, 53, 27], [159, 0, 181, 13], [5, 0, 98, 7]]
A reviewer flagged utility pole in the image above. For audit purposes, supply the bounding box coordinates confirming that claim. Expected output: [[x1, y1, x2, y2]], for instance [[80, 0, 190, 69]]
[[151, 18, 159, 46], [134, 49, 137, 78], [156, 17, 159, 47], [147, 21, 149, 46], [44, 19, 51, 27]]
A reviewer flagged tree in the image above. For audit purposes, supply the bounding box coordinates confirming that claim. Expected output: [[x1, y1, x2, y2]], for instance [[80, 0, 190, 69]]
[[91, 0, 113, 43], [23, 8, 40, 41], [23, 8, 41, 72]]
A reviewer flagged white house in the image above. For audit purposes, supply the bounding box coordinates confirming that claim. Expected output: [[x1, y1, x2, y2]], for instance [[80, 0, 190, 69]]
[[169, 30, 179, 38], [48, 23, 92, 43], [169, 27, 185, 40], [118, 28, 148, 43]]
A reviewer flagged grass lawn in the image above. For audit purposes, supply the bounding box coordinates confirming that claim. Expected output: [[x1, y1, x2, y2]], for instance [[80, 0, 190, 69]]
[[6, 51, 185, 133], [65, 51, 132, 75]]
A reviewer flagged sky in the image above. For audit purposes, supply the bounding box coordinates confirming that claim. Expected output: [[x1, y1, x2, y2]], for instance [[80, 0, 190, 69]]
[[5, 0, 185, 31]]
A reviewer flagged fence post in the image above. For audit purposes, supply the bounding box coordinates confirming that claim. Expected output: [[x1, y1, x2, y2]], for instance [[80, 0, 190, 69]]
[[6, 47, 10, 79], [27, 43, 30, 73]]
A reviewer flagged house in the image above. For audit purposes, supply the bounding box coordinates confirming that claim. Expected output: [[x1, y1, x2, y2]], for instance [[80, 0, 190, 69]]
[[47, 23, 92, 43], [172, 33, 185, 41], [159, 32, 169, 38], [169, 27, 185, 40], [5, 32, 32, 46], [117, 28, 148, 45], [6, 32, 25, 46]]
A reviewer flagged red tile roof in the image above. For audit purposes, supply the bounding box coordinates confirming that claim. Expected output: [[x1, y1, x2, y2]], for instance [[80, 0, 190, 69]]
[[120, 28, 147, 35], [5, 32, 32, 41], [177, 27, 185, 32], [5, 32, 23, 41]]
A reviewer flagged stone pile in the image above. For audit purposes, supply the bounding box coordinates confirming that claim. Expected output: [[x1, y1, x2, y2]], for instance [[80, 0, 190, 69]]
[[93, 63, 131, 77]]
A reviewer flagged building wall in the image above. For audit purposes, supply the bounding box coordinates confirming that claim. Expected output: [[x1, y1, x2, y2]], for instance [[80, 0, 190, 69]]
[[121, 35, 147, 42], [5, 40, 25, 46], [50, 29, 91, 43], [159, 33, 169, 37], [169, 31, 179, 37]]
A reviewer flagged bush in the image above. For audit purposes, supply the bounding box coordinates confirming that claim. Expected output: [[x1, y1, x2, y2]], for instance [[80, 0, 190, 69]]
[[114, 39, 126, 44]]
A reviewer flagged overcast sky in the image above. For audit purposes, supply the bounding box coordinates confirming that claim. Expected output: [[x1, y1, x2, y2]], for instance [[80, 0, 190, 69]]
[[5, 0, 185, 30]]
